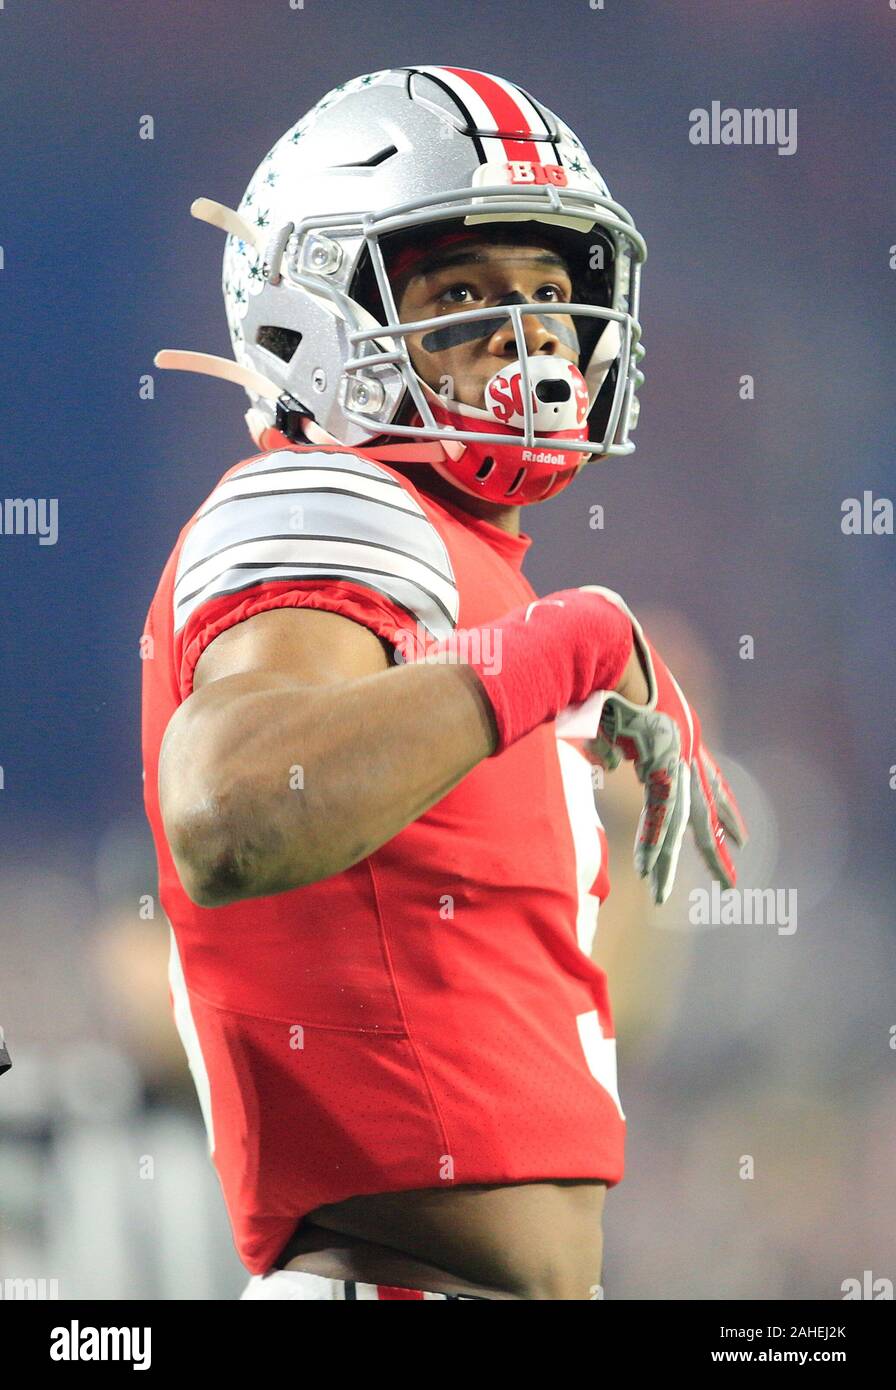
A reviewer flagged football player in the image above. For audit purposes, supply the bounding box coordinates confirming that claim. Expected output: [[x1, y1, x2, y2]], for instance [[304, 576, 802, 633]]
[[142, 66, 746, 1301]]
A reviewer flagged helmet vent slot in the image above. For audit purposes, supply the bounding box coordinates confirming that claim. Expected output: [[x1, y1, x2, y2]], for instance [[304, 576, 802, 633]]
[[505, 467, 527, 496], [331, 145, 397, 169], [475, 455, 496, 481]]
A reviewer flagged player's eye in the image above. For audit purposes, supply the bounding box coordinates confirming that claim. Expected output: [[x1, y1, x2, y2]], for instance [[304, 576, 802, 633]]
[[533, 283, 569, 302], [438, 282, 479, 306]]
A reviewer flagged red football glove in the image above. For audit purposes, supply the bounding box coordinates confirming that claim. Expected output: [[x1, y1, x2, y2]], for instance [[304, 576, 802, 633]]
[[411, 588, 636, 754]]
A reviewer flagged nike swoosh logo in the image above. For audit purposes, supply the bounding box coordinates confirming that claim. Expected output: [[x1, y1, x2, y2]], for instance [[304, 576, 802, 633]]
[[523, 599, 566, 623]]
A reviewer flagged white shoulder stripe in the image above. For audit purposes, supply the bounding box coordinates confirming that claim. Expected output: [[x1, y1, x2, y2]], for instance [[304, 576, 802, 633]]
[[174, 536, 459, 632], [174, 451, 459, 640], [194, 466, 422, 522]]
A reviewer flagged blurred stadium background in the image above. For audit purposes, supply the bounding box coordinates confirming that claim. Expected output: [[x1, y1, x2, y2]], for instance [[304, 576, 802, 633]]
[[1, 0, 894, 1299]]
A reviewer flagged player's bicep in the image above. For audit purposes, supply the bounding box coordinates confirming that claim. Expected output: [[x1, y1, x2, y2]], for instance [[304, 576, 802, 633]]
[[192, 606, 394, 691], [161, 607, 390, 849]]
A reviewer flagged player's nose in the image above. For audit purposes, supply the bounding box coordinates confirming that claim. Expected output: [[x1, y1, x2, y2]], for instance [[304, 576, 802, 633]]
[[487, 294, 560, 357]]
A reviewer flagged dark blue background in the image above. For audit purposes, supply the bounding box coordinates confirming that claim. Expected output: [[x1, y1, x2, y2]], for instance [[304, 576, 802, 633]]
[[2, 0, 895, 1304], [1, 0, 893, 871]]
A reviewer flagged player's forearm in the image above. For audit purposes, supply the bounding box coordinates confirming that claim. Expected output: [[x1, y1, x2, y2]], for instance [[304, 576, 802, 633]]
[[168, 619, 647, 907], [168, 661, 497, 905]]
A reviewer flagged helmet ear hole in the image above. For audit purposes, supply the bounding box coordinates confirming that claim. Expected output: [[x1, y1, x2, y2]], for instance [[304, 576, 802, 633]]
[[257, 325, 302, 363]]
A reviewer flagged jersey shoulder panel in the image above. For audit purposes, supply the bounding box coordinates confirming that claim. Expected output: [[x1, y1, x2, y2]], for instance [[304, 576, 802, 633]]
[[172, 447, 459, 643]]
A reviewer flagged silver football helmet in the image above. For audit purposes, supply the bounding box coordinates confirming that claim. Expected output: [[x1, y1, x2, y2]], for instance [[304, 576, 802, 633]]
[[156, 66, 647, 505]]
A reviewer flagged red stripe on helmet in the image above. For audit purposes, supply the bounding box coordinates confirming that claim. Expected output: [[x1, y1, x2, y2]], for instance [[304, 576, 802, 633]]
[[442, 67, 545, 163], [376, 1285, 427, 1300]]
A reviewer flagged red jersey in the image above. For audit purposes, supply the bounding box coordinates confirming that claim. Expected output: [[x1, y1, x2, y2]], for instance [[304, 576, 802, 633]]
[[141, 437, 625, 1275]]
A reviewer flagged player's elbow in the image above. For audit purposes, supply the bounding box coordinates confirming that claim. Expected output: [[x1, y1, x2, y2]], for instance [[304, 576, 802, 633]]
[[165, 796, 264, 908], [165, 791, 319, 906], [178, 844, 250, 909]]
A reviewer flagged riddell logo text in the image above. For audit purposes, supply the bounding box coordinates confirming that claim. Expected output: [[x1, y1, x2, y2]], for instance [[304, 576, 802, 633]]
[[50, 1322, 151, 1370], [522, 449, 564, 465]]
